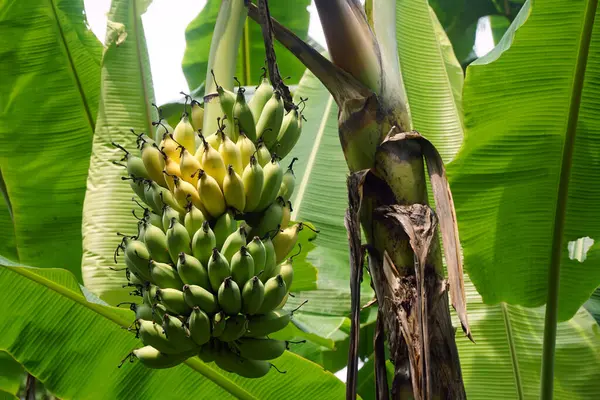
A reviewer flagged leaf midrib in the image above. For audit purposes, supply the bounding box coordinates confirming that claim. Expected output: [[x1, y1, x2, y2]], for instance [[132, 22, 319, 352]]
[[131, 0, 153, 134], [500, 303, 523, 400], [4, 265, 257, 400]]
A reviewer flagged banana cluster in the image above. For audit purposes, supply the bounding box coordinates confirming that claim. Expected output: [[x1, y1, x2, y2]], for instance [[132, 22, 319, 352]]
[[115, 75, 309, 378]]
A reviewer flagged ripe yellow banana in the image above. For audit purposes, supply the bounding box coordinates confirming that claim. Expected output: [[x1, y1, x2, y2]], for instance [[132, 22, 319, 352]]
[[195, 169, 226, 218], [173, 115, 196, 153], [218, 132, 242, 176], [223, 165, 245, 212], [179, 148, 202, 186], [235, 133, 256, 170], [140, 142, 167, 187]]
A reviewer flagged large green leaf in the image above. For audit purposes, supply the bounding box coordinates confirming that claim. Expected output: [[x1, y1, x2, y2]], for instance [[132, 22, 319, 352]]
[[0, 173, 17, 262], [182, 0, 310, 90], [82, 0, 157, 305], [584, 287, 600, 325], [448, 0, 600, 320], [0, 351, 24, 398], [0, 0, 101, 277], [0, 265, 349, 400]]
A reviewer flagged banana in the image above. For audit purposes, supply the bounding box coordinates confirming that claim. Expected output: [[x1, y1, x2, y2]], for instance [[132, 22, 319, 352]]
[[156, 288, 192, 315], [246, 236, 266, 275], [255, 140, 271, 167], [166, 217, 191, 263], [274, 107, 302, 159], [149, 260, 184, 289], [236, 133, 256, 170], [177, 253, 210, 290], [213, 210, 237, 248], [123, 238, 152, 282], [143, 223, 171, 263], [171, 176, 202, 211], [192, 221, 216, 265], [222, 165, 246, 212], [212, 311, 226, 337], [255, 156, 284, 212], [218, 314, 247, 342], [143, 283, 159, 306], [128, 270, 145, 287], [241, 276, 264, 315], [137, 319, 181, 354], [206, 130, 222, 151], [257, 275, 287, 314], [163, 156, 181, 192], [188, 307, 211, 345], [183, 284, 218, 314], [161, 205, 181, 232], [230, 246, 254, 289], [218, 277, 242, 315], [126, 177, 147, 203], [198, 342, 218, 363], [194, 133, 207, 164], [211, 70, 236, 122], [241, 156, 264, 212], [249, 71, 274, 122], [160, 134, 181, 163], [173, 115, 196, 153], [142, 181, 162, 214], [200, 140, 227, 188], [152, 182, 185, 214], [132, 346, 191, 369], [256, 91, 284, 148], [184, 204, 206, 237], [191, 100, 204, 131], [272, 223, 304, 264], [232, 80, 256, 141], [196, 169, 226, 218], [277, 158, 297, 202], [179, 147, 202, 186], [208, 248, 231, 292], [140, 142, 167, 187], [278, 259, 294, 291], [280, 201, 292, 229], [214, 349, 271, 379], [153, 119, 173, 143], [245, 309, 291, 337], [151, 303, 168, 324], [218, 132, 243, 175], [261, 235, 278, 283], [120, 302, 153, 321], [147, 211, 163, 231], [252, 197, 285, 239], [113, 143, 150, 180], [236, 338, 286, 360], [162, 314, 197, 351], [220, 226, 247, 262]]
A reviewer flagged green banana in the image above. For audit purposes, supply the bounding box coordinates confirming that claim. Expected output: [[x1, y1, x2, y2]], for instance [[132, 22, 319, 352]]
[[213, 210, 237, 248], [123, 238, 152, 282], [261, 235, 277, 283], [198, 342, 218, 363], [212, 311, 226, 337], [177, 253, 210, 290], [236, 133, 256, 170], [188, 307, 211, 345], [113, 142, 150, 180], [166, 217, 192, 263], [137, 319, 180, 354], [223, 165, 246, 212], [236, 338, 286, 360], [196, 169, 226, 218], [162, 314, 197, 352], [274, 108, 301, 159], [256, 156, 283, 212], [142, 181, 162, 214], [183, 284, 218, 314], [220, 226, 247, 262], [153, 182, 185, 214], [156, 288, 192, 315], [161, 205, 181, 232], [125, 177, 147, 203], [147, 211, 163, 231], [143, 223, 171, 263], [230, 246, 254, 289], [257, 275, 287, 314], [173, 115, 196, 153], [214, 349, 271, 379], [249, 72, 274, 123], [245, 309, 291, 337], [241, 276, 264, 315], [217, 277, 241, 315], [132, 345, 191, 369], [121, 302, 153, 321], [184, 204, 206, 237], [212, 70, 236, 122], [241, 156, 264, 212], [149, 260, 184, 289], [142, 283, 158, 305], [218, 314, 247, 342], [151, 303, 168, 324], [246, 236, 266, 275], [207, 248, 231, 292], [256, 91, 284, 148], [192, 221, 217, 265], [255, 140, 271, 167], [252, 197, 285, 239], [277, 157, 297, 202], [232, 80, 256, 141]]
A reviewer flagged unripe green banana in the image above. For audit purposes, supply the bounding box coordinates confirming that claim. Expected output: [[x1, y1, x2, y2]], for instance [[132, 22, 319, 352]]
[[278, 259, 294, 291], [132, 345, 191, 369], [196, 169, 226, 218], [245, 309, 291, 337], [261, 235, 277, 283], [113, 142, 150, 180], [232, 83, 256, 141], [192, 221, 217, 265], [142, 181, 162, 213], [183, 284, 218, 314], [246, 236, 266, 274], [162, 314, 197, 351], [212, 71, 236, 122], [255, 140, 271, 167], [156, 288, 192, 315], [147, 211, 163, 231], [208, 248, 231, 292], [214, 349, 271, 378], [277, 158, 297, 202], [218, 277, 242, 315], [162, 205, 181, 232], [188, 307, 211, 346], [201, 140, 227, 188], [137, 319, 181, 354], [213, 210, 237, 249], [143, 223, 171, 263], [274, 108, 302, 159], [152, 182, 185, 214], [236, 338, 286, 360], [177, 253, 210, 290], [143, 283, 158, 305], [241, 276, 265, 315], [256, 91, 284, 148], [236, 133, 256, 170], [126, 177, 148, 203], [140, 142, 167, 187], [179, 148, 202, 186], [272, 223, 303, 264], [252, 197, 285, 239], [241, 156, 264, 212], [184, 204, 206, 237], [257, 275, 287, 314], [151, 303, 168, 324], [218, 131, 243, 175], [222, 165, 246, 212], [191, 101, 204, 131], [212, 311, 226, 337], [123, 239, 152, 281], [218, 314, 247, 342], [198, 342, 218, 363], [173, 115, 196, 153], [220, 226, 247, 262], [166, 217, 192, 263], [280, 201, 292, 229], [230, 246, 254, 289], [149, 260, 184, 289], [129, 270, 144, 287], [122, 302, 153, 321], [249, 73, 274, 123], [256, 156, 283, 212]]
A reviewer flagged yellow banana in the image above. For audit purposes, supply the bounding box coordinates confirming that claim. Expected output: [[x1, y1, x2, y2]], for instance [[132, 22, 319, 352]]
[[280, 200, 292, 229], [272, 223, 309, 264], [218, 132, 242, 176], [195, 169, 226, 218], [235, 133, 256, 170], [162, 156, 181, 193], [179, 148, 202, 186], [277, 157, 297, 202], [160, 133, 181, 163], [223, 165, 245, 212], [255, 139, 271, 167], [140, 142, 167, 187], [173, 115, 196, 153], [200, 140, 227, 188], [191, 100, 204, 131]]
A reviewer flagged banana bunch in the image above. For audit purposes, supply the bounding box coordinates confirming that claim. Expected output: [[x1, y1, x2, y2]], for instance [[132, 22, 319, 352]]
[[114, 74, 312, 378]]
